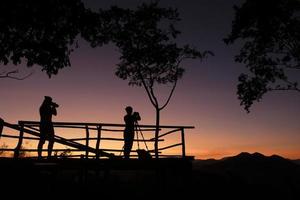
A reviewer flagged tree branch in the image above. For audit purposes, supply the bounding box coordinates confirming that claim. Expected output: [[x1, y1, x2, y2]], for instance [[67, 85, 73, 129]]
[[159, 60, 182, 111], [149, 83, 159, 108], [0, 70, 33, 80], [286, 64, 300, 70], [137, 67, 157, 107], [268, 80, 300, 92], [159, 78, 177, 111], [269, 87, 300, 92]]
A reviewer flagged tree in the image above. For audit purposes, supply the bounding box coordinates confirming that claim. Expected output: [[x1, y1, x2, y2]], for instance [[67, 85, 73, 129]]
[[224, 0, 300, 112], [94, 2, 212, 158], [0, 0, 107, 78]]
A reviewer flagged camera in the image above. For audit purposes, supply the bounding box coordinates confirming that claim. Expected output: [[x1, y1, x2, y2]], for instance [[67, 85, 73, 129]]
[[133, 112, 141, 121], [133, 112, 140, 117], [51, 102, 59, 108]]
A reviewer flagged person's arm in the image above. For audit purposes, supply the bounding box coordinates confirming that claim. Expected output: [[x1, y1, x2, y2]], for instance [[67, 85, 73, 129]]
[[52, 107, 57, 116], [124, 116, 128, 124]]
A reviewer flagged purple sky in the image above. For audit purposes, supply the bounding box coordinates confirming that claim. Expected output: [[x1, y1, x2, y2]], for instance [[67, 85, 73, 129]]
[[1, 0, 300, 159]]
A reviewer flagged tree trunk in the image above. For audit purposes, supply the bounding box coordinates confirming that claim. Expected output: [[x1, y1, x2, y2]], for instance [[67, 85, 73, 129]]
[[154, 107, 160, 159]]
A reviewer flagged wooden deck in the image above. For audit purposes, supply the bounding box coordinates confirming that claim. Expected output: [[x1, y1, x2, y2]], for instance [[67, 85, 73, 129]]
[[0, 119, 195, 199], [0, 157, 194, 199], [0, 156, 194, 170]]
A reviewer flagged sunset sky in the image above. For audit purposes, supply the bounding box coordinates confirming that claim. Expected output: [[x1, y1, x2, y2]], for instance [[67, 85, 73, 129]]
[[1, 0, 300, 159]]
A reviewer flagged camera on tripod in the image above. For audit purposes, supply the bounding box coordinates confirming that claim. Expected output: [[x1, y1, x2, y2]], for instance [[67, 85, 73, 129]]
[[133, 112, 141, 122]]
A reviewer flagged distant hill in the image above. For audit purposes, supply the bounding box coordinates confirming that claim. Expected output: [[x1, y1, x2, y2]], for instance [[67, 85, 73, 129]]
[[193, 152, 299, 169], [192, 158, 219, 168], [190, 152, 300, 200], [292, 159, 300, 165]]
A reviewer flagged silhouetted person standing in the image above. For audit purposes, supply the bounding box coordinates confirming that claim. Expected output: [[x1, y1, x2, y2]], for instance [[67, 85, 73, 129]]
[[38, 96, 59, 159], [123, 106, 141, 159]]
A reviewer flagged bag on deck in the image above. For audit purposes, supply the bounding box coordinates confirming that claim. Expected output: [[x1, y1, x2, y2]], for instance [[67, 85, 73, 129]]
[[136, 149, 152, 160]]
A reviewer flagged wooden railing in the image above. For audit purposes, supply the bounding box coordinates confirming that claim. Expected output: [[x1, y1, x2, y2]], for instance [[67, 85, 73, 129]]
[[0, 120, 194, 159]]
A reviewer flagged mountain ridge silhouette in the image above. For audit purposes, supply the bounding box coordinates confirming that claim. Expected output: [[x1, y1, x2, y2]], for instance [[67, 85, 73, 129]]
[[194, 152, 299, 166], [191, 152, 300, 199]]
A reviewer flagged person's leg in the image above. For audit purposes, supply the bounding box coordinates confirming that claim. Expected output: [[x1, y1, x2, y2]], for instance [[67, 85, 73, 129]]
[[47, 141, 54, 158], [123, 131, 129, 159], [124, 139, 130, 159], [128, 134, 134, 155], [39, 124, 46, 159], [125, 131, 134, 159], [37, 139, 45, 159], [47, 133, 54, 158]]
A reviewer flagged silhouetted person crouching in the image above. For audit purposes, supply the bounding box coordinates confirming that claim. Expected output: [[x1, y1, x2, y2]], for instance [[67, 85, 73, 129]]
[[38, 96, 58, 159], [123, 106, 141, 159]]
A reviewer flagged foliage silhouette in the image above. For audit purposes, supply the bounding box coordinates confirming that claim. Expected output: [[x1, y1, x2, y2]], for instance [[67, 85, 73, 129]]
[[224, 0, 300, 112], [89, 2, 213, 158], [53, 147, 72, 159], [0, 143, 8, 156], [18, 145, 28, 158], [0, 0, 107, 78]]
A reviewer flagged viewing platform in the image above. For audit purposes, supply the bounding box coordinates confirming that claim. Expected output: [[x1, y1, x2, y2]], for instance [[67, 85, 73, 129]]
[[0, 119, 195, 198], [0, 119, 194, 161]]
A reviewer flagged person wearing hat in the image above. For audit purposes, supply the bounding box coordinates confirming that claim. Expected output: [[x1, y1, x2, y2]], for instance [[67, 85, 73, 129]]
[[123, 106, 141, 159], [37, 96, 59, 159]]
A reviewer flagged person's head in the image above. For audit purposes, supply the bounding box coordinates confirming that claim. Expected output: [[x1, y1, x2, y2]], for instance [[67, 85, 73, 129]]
[[44, 96, 53, 103], [44, 96, 59, 107], [125, 106, 133, 114]]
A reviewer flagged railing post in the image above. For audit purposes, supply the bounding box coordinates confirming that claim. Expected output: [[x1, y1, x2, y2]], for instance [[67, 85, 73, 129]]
[[95, 125, 102, 159], [181, 128, 186, 158], [0, 118, 4, 138], [85, 125, 89, 159], [14, 122, 24, 158]]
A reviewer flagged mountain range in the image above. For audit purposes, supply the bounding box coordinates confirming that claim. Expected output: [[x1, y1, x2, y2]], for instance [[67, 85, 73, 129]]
[[189, 152, 300, 200]]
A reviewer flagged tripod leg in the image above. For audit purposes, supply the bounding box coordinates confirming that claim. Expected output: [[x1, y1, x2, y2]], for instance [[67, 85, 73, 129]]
[[137, 124, 149, 151], [136, 126, 140, 150]]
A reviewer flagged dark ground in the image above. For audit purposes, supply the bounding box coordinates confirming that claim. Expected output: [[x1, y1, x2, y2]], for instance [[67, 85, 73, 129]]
[[0, 153, 299, 200]]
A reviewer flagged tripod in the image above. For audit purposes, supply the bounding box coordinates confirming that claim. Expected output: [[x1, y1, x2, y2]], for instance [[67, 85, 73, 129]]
[[135, 121, 149, 151]]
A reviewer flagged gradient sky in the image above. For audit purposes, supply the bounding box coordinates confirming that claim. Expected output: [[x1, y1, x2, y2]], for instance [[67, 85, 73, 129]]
[[1, 0, 300, 159]]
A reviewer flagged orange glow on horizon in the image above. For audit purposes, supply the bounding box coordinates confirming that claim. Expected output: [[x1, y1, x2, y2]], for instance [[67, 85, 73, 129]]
[[1, 121, 300, 160]]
